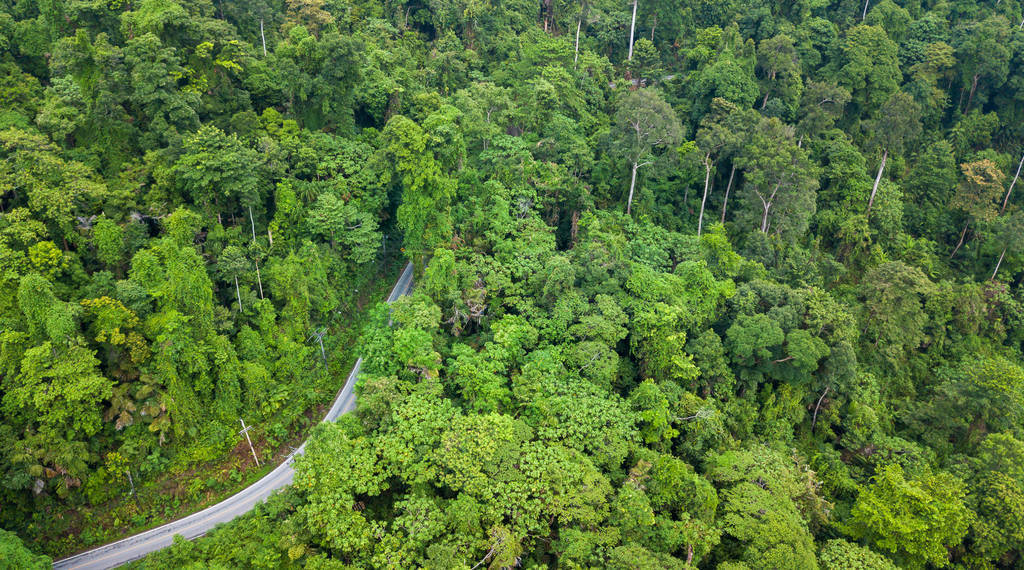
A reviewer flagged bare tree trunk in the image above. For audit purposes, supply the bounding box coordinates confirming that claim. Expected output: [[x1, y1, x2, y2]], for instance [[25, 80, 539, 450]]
[[627, 161, 639, 215], [628, 0, 638, 61], [992, 247, 1007, 280], [951, 222, 969, 258], [249, 206, 257, 243], [811, 386, 830, 432], [761, 91, 770, 110], [574, 18, 582, 66], [260, 19, 267, 57], [758, 181, 781, 233], [254, 259, 264, 299], [720, 164, 735, 224], [235, 275, 243, 311], [867, 148, 888, 216], [965, 74, 979, 111], [1001, 153, 1024, 214], [862, 0, 870, 20], [650, 14, 656, 41], [698, 153, 712, 236]]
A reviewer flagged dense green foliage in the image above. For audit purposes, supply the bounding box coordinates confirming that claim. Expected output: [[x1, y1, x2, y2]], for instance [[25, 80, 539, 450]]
[[0, 528, 50, 568], [0, 0, 404, 555], [3, 0, 1024, 566]]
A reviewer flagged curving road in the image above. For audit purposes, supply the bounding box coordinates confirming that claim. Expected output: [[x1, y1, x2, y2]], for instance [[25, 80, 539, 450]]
[[53, 262, 415, 570]]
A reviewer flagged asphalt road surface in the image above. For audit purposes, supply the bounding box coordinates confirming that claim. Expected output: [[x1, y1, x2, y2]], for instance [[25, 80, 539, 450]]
[[53, 262, 415, 570]]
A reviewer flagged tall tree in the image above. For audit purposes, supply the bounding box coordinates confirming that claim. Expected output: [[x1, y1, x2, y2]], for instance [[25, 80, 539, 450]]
[[172, 126, 263, 224], [124, 33, 200, 149], [217, 246, 250, 311], [610, 89, 683, 216], [796, 81, 850, 142], [949, 159, 1005, 258], [837, 25, 901, 114], [739, 117, 818, 239], [693, 98, 756, 234], [864, 91, 921, 216], [756, 34, 802, 114], [954, 16, 1011, 112], [848, 465, 971, 569], [385, 116, 456, 270], [306, 193, 381, 264]]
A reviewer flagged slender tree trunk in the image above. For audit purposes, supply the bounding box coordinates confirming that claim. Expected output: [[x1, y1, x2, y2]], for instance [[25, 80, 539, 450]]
[[254, 259, 264, 299], [249, 206, 257, 243], [956, 86, 967, 112], [627, 161, 639, 215], [759, 181, 781, 233], [951, 222, 969, 258], [627, 0, 638, 61], [862, 0, 869, 20], [1001, 153, 1024, 214], [992, 247, 1007, 280], [235, 275, 243, 311], [761, 91, 770, 110], [698, 153, 712, 236], [965, 74, 979, 111], [811, 386, 830, 432], [867, 148, 888, 216], [720, 164, 735, 224], [260, 19, 267, 57], [574, 18, 582, 66], [650, 14, 656, 41]]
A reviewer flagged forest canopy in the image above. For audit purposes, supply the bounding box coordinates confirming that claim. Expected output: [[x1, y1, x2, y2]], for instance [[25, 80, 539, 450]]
[[2, 0, 1024, 567]]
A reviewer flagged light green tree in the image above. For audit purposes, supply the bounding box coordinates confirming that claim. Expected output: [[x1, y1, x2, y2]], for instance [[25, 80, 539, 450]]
[[385, 115, 455, 270], [848, 465, 971, 569], [611, 88, 683, 216]]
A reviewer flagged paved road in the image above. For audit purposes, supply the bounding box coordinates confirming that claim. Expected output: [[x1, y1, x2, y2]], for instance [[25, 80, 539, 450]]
[[53, 262, 415, 570]]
